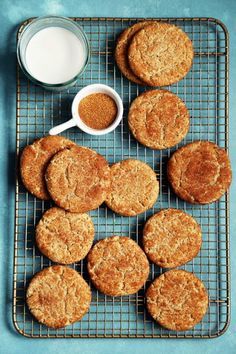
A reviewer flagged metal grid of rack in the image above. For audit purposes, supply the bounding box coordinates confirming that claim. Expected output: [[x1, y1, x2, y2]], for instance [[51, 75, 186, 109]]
[[13, 17, 230, 338]]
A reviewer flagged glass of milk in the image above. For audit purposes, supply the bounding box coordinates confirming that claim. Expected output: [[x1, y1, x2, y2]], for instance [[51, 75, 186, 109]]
[[17, 16, 90, 90]]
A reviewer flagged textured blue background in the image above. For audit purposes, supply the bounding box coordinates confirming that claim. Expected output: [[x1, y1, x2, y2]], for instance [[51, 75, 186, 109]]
[[0, 0, 235, 353]]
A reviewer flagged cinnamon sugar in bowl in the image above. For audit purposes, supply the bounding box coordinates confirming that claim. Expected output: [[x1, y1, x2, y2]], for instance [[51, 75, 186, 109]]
[[49, 84, 123, 136], [79, 93, 117, 130]]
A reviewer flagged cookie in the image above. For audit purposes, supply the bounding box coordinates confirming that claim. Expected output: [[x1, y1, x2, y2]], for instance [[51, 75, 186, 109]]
[[128, 22, 194, 86], [36, 207, 95, 264], [20, 136, 75, 200], [143, 209, 202, 268], [146, 270, 208, 331], [105, 159, 159, 216], [87, 236, 149, 296], [167, 141, 232, 204], [115, 21, 156, 84], [128, 89, 189, 149], [45, 146, 110, 212], [26, 265, 91, 328]]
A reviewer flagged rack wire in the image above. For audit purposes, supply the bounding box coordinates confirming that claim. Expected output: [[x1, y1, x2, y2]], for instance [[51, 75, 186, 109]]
[[13, 17, 230, 338]]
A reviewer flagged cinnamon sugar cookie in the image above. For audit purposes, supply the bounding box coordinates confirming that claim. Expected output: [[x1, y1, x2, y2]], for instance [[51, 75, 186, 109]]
[[87, 236, 149, 296], [26, 265, 91, 328], [167, 141, 232, 204], [128, 89, 189, 149], [143, 209, 202, 268], [105, 159, 159, 216], [36, 207, 95, 264], [146, 270, 208, 331], [128, 22, 194, 86]]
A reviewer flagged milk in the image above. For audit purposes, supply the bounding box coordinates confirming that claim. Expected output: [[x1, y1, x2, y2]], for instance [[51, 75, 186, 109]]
[[25, 27, 87, 84]]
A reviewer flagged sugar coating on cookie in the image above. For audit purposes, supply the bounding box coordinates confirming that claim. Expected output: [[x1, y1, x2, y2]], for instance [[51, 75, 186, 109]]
[[143, 209, 202, 268], [45, 146, 110, 212], [167, 141, 232, 204], [26, 265, 91, 328], [146, 270, 208, 331], [128, 22, 194, 86], [115, 21, 156, 84], [105, 159, 159, 216], [20, 136, 75, 200], [87, 236, 149, 296], [36, 207, 95, 264], [128, 89, 189, 149]]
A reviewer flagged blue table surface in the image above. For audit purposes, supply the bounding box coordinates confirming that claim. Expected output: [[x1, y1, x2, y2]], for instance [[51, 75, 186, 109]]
[[0, 0, 235, 353]]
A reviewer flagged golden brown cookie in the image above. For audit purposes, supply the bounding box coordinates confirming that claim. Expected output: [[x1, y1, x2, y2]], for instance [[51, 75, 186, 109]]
[[128, 22, 194, 86], [36, 207, 95, 264], [26, 265, 91, 328], [87, 236, 149, 296], [105, 159, 159, 216], [167, 141, 232, 204], [115, 21, 156, 84], [143, 209, 202, 268], [128, 89, 189, 149], [45, 146, 110, 212], [20, 136, 75, 200], [146, 270, 208, 331]]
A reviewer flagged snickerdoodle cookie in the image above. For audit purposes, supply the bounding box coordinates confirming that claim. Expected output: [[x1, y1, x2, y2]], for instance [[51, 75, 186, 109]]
[[36, 207, 95, 264], [26, 265, 91, 328], [20, 136, 75, 199], [146, 270, 208, 331], [105, 159, 159, 216], [167, 141, 232, 204], [128, 89, 189, 149], [45, 146, 110, 212], [128, 22, 194, 86], [115, 21, 156, 84], [143, 209, 202, 268], [87, 236, 149, 296]]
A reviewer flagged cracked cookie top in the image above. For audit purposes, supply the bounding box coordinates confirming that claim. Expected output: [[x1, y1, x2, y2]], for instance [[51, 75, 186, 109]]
[[87, 236, 149, 296], [36, 207, 95, 264], [128, 89, 189, 149], [26, 265, 91, 328], [115, 21, 156, 84], [105, 159, 159, 216], [20, 135, 75, 200], [45, 146, 111, 212], [143, 209, 202, 268], [167, 141, 232, 204], [128, 22, 194, 86], [146, 270, 208, 331]]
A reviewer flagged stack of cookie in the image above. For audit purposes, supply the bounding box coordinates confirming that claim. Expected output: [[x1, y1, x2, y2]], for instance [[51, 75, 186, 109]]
[[20, 135, 111, 210], [115, 21, 194, 86]]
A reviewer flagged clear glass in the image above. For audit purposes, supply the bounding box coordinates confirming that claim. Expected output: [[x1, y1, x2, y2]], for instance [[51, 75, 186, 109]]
[[17, 16, 90, 91]]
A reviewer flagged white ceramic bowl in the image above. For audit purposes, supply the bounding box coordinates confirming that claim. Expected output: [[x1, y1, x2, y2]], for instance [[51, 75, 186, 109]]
[[49, 84, 123, 135]]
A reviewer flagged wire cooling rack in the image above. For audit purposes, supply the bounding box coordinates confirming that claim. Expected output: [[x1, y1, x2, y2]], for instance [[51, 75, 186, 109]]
[[13, 17, 230, 338]]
